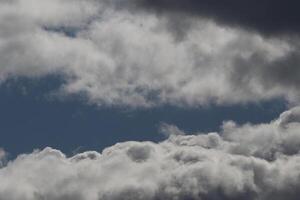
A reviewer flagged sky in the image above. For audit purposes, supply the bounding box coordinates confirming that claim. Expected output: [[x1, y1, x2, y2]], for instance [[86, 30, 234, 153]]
[[0, 75, 286, 158], [0, 0, 300, 200]]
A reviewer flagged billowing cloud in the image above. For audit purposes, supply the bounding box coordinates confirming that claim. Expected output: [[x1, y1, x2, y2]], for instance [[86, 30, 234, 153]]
[[1, 107, 300, 200], [0, 0, 300, 107]]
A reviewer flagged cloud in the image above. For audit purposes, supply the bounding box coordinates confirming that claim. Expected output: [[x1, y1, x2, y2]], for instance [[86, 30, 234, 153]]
[[1, 107, 300, 199], [129, 0, 300, 36], [159, 123, 185, 137], [0, 0, 300, 107], [0, 149, 6, 167]]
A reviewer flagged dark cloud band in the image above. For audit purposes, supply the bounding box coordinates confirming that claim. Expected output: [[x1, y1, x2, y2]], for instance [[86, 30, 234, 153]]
[[133, 0, 300, 35]]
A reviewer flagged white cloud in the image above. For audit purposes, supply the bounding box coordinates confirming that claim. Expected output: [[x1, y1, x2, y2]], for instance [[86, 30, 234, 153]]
[[0, 0, 299, 107], [1, 107, 300, 199]]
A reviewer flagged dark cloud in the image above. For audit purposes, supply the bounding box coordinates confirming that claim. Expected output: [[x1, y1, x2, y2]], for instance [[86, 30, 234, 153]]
[[229, 47, 300, 103], [132, 0, 300, 36]]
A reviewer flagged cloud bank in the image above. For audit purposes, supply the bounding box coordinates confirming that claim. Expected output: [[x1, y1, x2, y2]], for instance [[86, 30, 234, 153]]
[[130, 0, 300, 35], [1, 107, 300, 200], [0, 0, 300, 107]]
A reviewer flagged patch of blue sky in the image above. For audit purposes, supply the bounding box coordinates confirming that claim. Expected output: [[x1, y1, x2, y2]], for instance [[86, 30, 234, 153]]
[[0, 75, 287, 158]]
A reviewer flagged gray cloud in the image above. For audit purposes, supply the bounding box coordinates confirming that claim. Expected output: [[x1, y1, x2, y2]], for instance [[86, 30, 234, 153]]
[[127, 0, 300, 36], [1, 107, 300, 199], [0, 0, 300, 107], [229, 48, 300, 104], [0, 149, 6, 167]]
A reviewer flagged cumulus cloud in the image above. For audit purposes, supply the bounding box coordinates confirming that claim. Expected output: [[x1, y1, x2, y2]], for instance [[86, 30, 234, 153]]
[[2, 107, 300, 199], [0, 0, 300, 107]]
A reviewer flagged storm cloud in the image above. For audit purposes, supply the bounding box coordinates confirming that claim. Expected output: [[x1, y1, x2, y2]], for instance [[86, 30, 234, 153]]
[[130, 0, 300, 36], [1, 107, 300, 200]]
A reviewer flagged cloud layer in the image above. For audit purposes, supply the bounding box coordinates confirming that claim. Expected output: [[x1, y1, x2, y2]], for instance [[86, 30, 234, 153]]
[[130, 0, 300, 35], [1, 0, 300, 107], [2, 107, 300, 200], [2, 2, 300, 199]]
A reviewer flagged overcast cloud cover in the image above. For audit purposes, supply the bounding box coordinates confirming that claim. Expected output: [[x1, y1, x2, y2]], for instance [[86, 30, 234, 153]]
[[1, 0, 300, 199], [1, 0, 300, 107], [1, 107, 300, 200]]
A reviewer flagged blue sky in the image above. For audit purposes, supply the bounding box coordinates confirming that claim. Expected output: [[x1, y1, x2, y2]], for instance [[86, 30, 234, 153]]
[[0, 75, 286, 158]]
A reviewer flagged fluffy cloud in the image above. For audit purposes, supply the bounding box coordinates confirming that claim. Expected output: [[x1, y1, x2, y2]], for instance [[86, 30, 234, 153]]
[[0, 0, 300, 107], [1, 107, 300, 200]]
